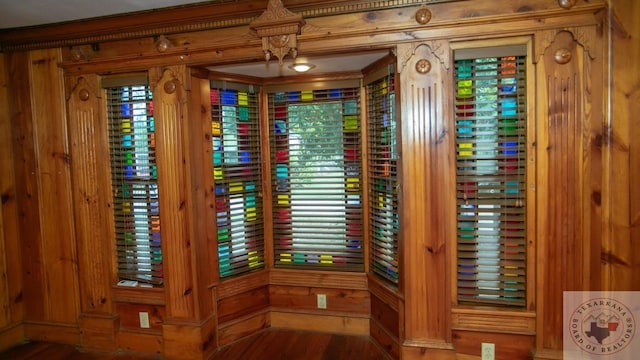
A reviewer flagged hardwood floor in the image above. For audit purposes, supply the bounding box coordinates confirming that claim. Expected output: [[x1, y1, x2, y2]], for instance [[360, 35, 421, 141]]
[[0, 329, 390, 359]]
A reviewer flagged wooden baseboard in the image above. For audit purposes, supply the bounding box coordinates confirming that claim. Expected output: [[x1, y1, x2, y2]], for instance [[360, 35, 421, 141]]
[[218, 310, 269, 347], [0, 323, 25, 353], [24, 321, 80, 345], [117, 330, 163, 355], [400, 345, 456, 360], [163, 315, 218, 360], [80, 314, 118, 352], [532, 348, 563, 359]]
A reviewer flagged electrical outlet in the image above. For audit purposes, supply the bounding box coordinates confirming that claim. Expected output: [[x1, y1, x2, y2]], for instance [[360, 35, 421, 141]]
[[317, 294, 327, 309], [481, 342, 495, 360], [139, 312, 150, 328]]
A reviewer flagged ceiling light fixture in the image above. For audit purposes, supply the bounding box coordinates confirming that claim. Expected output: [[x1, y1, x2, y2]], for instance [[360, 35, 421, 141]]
[[289, 62, 315, 73]]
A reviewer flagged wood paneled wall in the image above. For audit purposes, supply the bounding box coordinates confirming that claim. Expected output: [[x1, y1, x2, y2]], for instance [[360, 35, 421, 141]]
[[0, 0, 638, 359], [0, 52, 24, 352]]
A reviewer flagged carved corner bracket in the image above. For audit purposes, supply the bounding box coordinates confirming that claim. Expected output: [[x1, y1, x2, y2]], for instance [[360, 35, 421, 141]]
[[249, 0, 306, 65], [397, 40, 450, 74]]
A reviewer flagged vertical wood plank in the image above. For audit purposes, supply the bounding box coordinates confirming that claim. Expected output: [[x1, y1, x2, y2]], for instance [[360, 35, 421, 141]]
[[66, 74, 115, 314], [0, 52, 23, 331], [398, 40, 453, 348], [535, 27, 602, 353], [8, 51, 45, 322], [151, 65, 195, 320], [186, 73, 217, 314], [65, 74, 119, 351], [607, 0, 639, 291], [28, 48, 80, 324]]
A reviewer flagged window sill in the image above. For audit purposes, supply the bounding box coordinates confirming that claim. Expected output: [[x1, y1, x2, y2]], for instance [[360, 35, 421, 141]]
[[113, 285, 165, 305], [451, 306, 535, 335]]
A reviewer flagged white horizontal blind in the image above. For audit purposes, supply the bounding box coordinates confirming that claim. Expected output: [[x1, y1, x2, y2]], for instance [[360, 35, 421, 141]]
[[454, 54, 527, 306], [211, 82, 264, 278], [366, 67, 399, 284], [107, 83, 163, 286], [268, 88, 364, 271]]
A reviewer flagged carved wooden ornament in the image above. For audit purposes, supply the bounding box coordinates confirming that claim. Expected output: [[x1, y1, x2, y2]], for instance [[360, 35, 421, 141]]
[[249, 0, 305, 64], [415, 59, 432, 74], [415, 5, 432, 25]]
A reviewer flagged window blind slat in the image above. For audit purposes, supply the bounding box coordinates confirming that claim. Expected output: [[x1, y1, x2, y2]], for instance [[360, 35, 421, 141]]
[[211, 85, 265, 278], [269, 87, 364, 271], [455, 54, 527, 307], [367, 66, 399, 284], [107, 84, 163, 286]]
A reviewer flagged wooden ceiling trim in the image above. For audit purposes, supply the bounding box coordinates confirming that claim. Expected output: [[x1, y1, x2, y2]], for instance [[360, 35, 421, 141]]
[[0, 0, 464, 51]]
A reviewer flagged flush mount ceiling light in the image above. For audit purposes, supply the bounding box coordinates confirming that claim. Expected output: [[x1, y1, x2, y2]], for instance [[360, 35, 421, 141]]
[[289, 62, 315, 73]]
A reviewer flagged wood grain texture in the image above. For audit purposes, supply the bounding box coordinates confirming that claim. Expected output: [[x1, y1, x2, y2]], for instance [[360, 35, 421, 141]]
[[185, 74, 217, 315], [0, 52, 23, 336], [151, 66, 195, 320], [218, 286, 269, 324], [0, 2, 631, 359], [66, 74, 115, 319], [607, 0, 640, 291], [534, 27, 603, 353], [452, 330, 535, 360], [26, 48, 81, 325], [1, 329, 390, 360], [270, 311, 369, 336], [398, 40, 453, 344]]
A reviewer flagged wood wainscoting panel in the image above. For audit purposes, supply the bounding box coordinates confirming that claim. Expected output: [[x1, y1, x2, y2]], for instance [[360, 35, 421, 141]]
[[0, 324, 24, 353], [217, 310, 269, 347], [370, 293, 399, 339], [117, 331, 163, 356], [270, 285, 370, 315], [162, 314, 217, 360], [78, 315, 118, 352], [452, 330, 535, 360], [370, 317, 399, 360], [115, 303, 165, 334], [23, 321, 80, 345], [270, 311, 368, 336], [217, 285, 269, 324]]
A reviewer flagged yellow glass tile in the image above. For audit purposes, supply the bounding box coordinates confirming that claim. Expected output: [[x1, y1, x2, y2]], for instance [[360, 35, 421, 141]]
[[249, 251, 259, 267], [320, 254, 333, 264], [280, 253, 291, 263], [238, 92, 248, 106], [122, 202, 131, 213], [347, 177, 359, 190], [278, 194, 289, 205], [212, 121, 221, 136], [121, 119, 131, 133], [457, 80, 472, 97], [247, 208, 256, 221], [459, 143, 473, 149], [344, 115, 358, 131], [459, 150, 473, 157], [229, 182, 243, 193], [214, 167, 223, 180], [301, 90, 313, 101]]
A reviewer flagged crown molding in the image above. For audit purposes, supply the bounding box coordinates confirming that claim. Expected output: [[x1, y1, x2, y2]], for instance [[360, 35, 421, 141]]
[[0, 0, 465, 52]]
